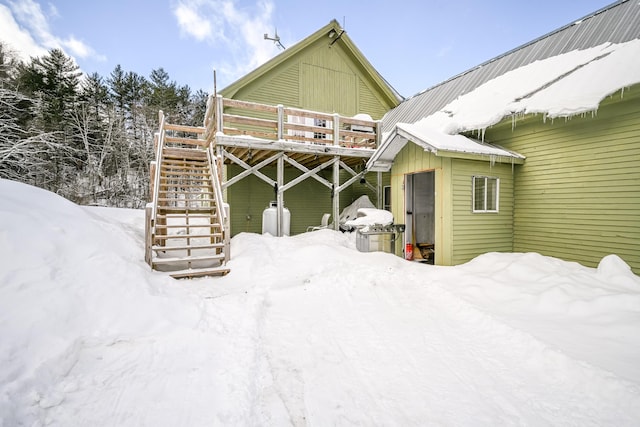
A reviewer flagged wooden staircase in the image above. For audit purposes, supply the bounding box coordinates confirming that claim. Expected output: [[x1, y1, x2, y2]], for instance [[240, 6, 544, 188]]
[[145, 112, 230, 279]]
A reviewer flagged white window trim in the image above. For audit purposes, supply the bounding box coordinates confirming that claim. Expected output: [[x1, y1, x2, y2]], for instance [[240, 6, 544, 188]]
[[287, 115, 333, 141], [472, 176, 500, 213]]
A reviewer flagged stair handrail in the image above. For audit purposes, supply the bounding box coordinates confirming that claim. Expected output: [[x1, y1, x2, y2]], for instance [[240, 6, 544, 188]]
[[207, 145, 230, 263], [151, 110, 166, 229]]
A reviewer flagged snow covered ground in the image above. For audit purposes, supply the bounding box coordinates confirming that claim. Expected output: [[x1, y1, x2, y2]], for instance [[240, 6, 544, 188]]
[[1, 178, 639, 426]]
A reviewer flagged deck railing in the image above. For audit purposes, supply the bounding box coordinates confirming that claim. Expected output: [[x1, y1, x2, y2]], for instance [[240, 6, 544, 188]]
[[204, 95, 380, 149], [207, 145, 230, 264]]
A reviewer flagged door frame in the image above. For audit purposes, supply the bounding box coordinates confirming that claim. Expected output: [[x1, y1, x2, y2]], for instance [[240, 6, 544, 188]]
[[404, 170, 436, 263]]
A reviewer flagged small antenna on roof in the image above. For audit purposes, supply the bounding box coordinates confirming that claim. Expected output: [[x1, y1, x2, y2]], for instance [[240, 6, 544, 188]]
[[264, 28, 285, 50]]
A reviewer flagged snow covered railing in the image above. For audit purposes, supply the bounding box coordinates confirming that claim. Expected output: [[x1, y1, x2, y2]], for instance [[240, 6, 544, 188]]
[[205, 95, 380, 149]]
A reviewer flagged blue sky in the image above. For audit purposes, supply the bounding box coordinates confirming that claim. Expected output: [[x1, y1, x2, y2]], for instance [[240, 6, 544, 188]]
[[0, 0, 614, 98]]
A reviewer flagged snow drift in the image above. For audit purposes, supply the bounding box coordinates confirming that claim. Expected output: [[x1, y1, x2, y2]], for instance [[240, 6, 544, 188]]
[[1, 178, 639, 426]]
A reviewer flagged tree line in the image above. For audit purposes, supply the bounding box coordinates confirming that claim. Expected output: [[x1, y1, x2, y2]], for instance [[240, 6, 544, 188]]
[[0, 42, 209, 208]]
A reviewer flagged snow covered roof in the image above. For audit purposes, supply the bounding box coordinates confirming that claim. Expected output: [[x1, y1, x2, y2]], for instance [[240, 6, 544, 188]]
[[382, 0, 640, 133], [368, 122, 525, 171], [369, 1, 640, 171], [417, 39, 640, 135]]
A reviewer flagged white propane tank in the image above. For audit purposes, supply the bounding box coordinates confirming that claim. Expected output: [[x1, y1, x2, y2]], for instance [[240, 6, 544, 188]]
[[262, 202, 290, 236]]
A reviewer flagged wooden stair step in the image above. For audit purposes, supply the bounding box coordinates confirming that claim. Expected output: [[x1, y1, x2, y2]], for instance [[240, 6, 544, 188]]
[[157, 206, 216, 212], [153, 242, 224, 251], [159, 182, 210, 187], [161, 163, 206, 168], [157, 206, 215, 212], [160, 165, 209, 171], [158, 191, 213, 195], [160, 170, 210, 177], [169, 266, 230, 279], [155, 233, 223, 240], [157, 204, 214, 208], [154, 224, 221, 230], [155, 223, 221, 229], [157, 198, 213, 203], [157, 201, 215, 205], [162, 147, 207, 160], [160, 166, 208, 171], [157, 213, 219, 219], [159, 183, 211, 189], [152, 253, 225, 265], [162, 157, 207, 164], [160, 169, 210, 175], [157, 202, 214, 206], [159, 185, 210, 190], [161, 176, 210, 181], [159, 173, 209, 178], [160, 176, 210, 181], [163, 123, 205, 134], [158, 190, 214, 195]]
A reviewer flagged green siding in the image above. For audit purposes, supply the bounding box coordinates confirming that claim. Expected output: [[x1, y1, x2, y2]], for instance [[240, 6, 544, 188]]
[[358, 79, 389, 120], [233, 63, 300, 107], [300, 62, 356, 115], [450, 159, 514, 265], [224, 38, 395, 117], [488, 86, 640, 274], [226, 164, 378, 236]]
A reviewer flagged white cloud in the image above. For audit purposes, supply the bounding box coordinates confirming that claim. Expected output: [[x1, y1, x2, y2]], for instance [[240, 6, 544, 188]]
[[7, 0, 55, 49], [174, 3, 213, 41], [172, 0, 282, 85], [62, 36, 106, 61], [0, 0, 104, 62], [0, 4, 48, 60]]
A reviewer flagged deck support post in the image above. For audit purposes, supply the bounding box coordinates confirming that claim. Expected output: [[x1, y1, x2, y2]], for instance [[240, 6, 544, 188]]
[[332, 156, 340, 231], [332, 113, 341, 231], [277, 104, 284, 140], [377, 171, 383, 209], [277, 154, 285, 236]]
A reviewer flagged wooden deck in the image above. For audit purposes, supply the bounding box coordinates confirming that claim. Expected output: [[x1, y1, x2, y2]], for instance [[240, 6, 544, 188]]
[[204, 96, 381, 169]]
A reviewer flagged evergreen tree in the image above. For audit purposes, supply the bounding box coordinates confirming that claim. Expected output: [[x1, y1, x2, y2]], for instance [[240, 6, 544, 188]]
[[17, 49, 81, 132], [124, 71, 148, 139], [107, 64, 127, 113], [81, 72, 110, 120]]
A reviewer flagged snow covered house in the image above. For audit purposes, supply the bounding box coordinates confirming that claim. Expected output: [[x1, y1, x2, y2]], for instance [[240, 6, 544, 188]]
[[147, 2, 638, 278], [369, 0, 640, 272], [209, 20, 402, 236]]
